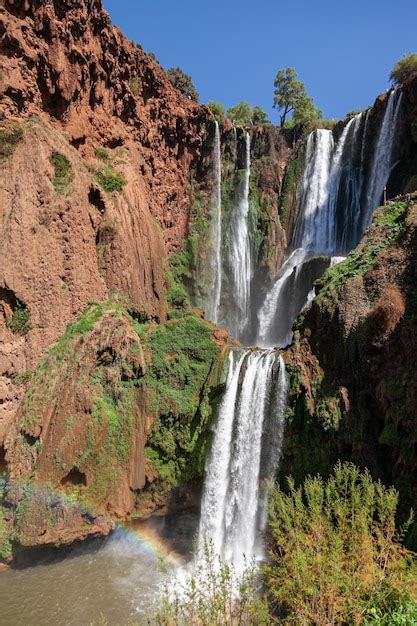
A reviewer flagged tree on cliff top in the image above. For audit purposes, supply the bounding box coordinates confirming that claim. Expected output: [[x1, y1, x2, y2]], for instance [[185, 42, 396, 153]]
[[390, 53, 417, 86], [167, 67, 199, 102], [226, 102, 270, 126], [273, 67, 322, 127]]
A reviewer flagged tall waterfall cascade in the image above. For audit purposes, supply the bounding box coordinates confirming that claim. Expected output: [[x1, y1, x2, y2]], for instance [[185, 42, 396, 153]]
[[205, 121, 222, 324], [198, 350, 287, 574], [256, 89, 404, 348], [197, 89, 403, 573]]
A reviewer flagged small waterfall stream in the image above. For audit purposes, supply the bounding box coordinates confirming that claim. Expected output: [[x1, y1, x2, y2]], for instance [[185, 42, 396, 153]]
[[226, 132, 253, 337], [206, 121, 222, 324]]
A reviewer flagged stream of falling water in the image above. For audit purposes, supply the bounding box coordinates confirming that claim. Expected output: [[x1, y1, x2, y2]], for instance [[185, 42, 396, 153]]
[[205, 121, 222, 324], [227, 132, 252, 337], [197, 350, 287, 575]]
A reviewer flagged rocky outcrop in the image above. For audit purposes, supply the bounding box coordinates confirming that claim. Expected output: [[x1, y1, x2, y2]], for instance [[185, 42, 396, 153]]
[[0, 301, 229, 560], [282, 194, 417, 535]]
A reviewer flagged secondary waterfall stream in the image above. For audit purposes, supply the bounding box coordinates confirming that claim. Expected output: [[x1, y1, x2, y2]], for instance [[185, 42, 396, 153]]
[[227, 132, 252, 337], [206, 121, 222, 324]]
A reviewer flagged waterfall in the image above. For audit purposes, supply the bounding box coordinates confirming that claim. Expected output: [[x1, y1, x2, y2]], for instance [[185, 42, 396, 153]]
[[256, 90, 404, 348], [227, 132, 252, 337], [206, 121, 222, 324], [363, 89, 404, 230], [198, 350, 287, 574]]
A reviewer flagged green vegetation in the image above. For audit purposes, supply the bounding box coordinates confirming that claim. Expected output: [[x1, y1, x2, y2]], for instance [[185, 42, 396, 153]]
[[207, 101, 226, 124], [51, 152, 74, 195], [265, 463, 417, 625], [129, 77, 140, 96], [94, 147, 110, 161], [7, 303, 31, 335], [0, 507, 13, 560], [365, 600, 417, 624], [167, 67, 199, 102], [390, 53, 417, 87], [291, 94, 322, 126], [273, 67, 322, 127], [0, 124, 24, 162], [97, 165, 126, 193], [227, 102, 270, 126], [317, 201, 407, 303], [155, 465, 416, 625], [143, 314, 220, 490]]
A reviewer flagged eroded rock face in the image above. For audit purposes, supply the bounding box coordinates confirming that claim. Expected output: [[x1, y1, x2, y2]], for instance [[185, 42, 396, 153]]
[[0, 0, 215, 445], [0, 0, 225, 559]]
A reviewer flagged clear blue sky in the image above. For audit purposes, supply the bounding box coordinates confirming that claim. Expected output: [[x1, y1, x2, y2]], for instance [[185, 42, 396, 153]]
[[103, 0, 417, 121]]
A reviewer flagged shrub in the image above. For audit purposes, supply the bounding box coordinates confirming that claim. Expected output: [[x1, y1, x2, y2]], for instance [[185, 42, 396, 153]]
[[265, 462, 417, 624], [94, 147, 110, 161], [129, 78, 140, 96], [207, 101, 226, 124], [7, 304, 31, 335], [167, 67, 199, 102], [97, 165, 126, 193], [390, 53, 417, 86], [0, 125, 23, 161], [252, 105, 270, 125], [51, 152, 74, 195], [227, 101, 253, 126]]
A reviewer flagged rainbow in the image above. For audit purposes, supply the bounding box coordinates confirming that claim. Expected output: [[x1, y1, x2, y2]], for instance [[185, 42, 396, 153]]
[[117, 520, 185, 566]]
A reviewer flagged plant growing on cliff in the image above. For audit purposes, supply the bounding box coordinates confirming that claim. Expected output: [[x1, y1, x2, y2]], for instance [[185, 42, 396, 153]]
[[167, 67, 199, 102], [273, 67, 321, 127], [265, 462, 417, 624], [97, 165, 126, 193], [227, 102, 254, 126], [7, 303, 31, 335], [0, 124, 23, 162], [252, 105, 270, 125], [51, 152, 74, 195], [390, 53, 417, 86], [226, 102, 270, 126]]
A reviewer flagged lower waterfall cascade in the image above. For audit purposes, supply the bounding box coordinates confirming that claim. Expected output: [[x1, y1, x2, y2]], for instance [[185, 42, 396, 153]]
[[197, 350, 287, 574], [197, 87, 406, 571]]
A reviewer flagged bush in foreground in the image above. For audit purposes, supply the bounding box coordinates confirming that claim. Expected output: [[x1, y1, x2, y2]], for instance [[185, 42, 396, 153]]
[[265, 462, 417, 624]]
